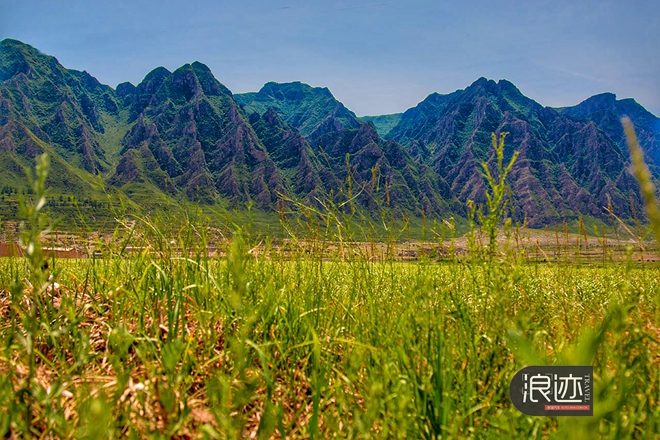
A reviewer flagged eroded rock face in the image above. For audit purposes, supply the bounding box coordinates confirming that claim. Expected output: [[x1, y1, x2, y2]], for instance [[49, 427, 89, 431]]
[[558, 92, 660, 167], [112, 61, 285, 207], [236, 82, 362, 137], [386, 78, 653, 226], [0, 39, 113, 177], [2, 38, 658, 225]]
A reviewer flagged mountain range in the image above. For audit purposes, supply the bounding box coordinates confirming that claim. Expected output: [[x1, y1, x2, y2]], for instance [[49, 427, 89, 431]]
[[1, 38, 659, 228]]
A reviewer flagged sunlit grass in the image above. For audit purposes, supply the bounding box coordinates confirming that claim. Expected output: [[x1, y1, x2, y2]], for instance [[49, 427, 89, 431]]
[[1, 235, 659, 438], [2, 122, 660, 438]]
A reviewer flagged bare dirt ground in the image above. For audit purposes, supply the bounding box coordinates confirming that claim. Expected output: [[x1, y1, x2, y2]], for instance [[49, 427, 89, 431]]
[[1, 226, 654, 263]]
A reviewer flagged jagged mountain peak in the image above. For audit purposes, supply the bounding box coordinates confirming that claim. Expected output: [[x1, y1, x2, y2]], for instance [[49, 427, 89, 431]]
[[401, 77, 528, 124], [467, 76, 495, 89], [0, 38, 27, 47], [0, 38, 64, 81], [123, 62, 231, 122], [191, 60, 210, 71], [258, 81, 334, 100], [559, 92, 618, 115], [137, 62, 233, 104], [586, 92, 617, 104], [497, 78, 517, 88], [181, 61, 232, 97], [463, 77, 517, 98], [0, 39, 119, 173], [556, 90, 660, 166], [236, 81, 361, 137], [135, 66, 172, 96], [464, 77, 537, 107], [1, 39, 659, 227], [144, 66, 172, 81], [125, 66, 172, 119], [558, 92, 657, 120], [116, 81, 136, 97], [0, 38, 43, 59], [382, 76, 658, 226], [169, 64, 205, 101]]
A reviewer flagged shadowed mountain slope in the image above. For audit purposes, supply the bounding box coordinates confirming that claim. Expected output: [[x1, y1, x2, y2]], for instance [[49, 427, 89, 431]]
[[385, 78, 646, 226], [1, 39, 657, 227], [557, 93, 660, 168]]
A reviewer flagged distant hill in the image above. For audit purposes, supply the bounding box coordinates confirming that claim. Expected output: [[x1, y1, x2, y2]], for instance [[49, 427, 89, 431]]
[[382, 78, 654, 226], [556, 93, 660, 169], [235, 82, 361, 137], [1, 39, 659, 228], [0, 38, 132, 223], [360, 114, 402, 137]]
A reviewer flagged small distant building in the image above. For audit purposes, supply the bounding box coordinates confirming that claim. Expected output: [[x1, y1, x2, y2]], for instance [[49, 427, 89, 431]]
[[43, 247, 87, 259]]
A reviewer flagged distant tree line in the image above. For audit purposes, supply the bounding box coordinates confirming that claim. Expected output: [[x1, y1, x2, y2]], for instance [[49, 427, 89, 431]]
[[51, 196, 109, 209], [1, 185, 20, 195], [0, 187, 109, 209]]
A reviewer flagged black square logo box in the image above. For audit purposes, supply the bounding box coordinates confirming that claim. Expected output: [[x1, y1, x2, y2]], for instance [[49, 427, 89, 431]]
[[509, 365, 593, 417]]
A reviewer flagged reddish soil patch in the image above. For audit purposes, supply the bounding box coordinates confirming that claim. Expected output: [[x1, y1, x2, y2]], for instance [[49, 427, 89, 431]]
[[0, 242, 87, 259], [0, 243, 22, 257]]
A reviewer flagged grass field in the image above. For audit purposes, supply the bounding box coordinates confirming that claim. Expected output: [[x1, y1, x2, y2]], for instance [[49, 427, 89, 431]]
[[1, 221, 660, 438], [1, 130, 660, 438]]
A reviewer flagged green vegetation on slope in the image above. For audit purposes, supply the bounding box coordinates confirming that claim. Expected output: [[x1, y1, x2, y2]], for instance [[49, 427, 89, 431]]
[[385, 78, 645, 227], [2, 39, 660, 231], [235, 82, 362, 137], [359, 113, 402, 137]]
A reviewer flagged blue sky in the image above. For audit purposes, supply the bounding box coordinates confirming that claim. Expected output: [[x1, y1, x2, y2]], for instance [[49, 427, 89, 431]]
[[1, 0, 658, 116]]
